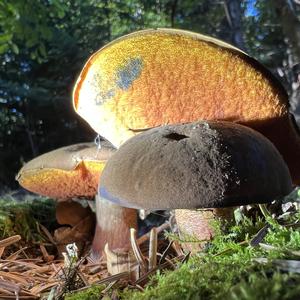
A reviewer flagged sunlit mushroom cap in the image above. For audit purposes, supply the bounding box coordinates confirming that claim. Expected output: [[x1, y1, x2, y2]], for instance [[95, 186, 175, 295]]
[[99, 121, 292, 210], [16, 142, 115, 199], [73, 28, 300, 183]]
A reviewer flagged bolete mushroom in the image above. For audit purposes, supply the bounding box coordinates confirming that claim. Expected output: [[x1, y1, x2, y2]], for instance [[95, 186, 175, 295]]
[[73, 28, 300, 184], [16, 142, 116, 256], [98, 121, 293, 252]]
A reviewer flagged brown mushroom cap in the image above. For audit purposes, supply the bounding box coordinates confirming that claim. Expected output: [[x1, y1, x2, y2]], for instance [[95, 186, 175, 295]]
[[16, 142, 115, 199], [99, 121, 292, 210]]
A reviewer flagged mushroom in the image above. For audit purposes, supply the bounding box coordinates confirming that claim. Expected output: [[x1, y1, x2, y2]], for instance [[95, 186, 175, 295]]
[[73, 28, 300, 184], [16, 142, 116, 256], [16, 142, 114, 199], [98, 121, 293, 252]]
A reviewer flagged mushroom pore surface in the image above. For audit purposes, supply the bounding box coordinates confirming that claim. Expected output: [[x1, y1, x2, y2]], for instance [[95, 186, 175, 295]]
[[16, 142, 115, 199], [99, 121, 292, 210]]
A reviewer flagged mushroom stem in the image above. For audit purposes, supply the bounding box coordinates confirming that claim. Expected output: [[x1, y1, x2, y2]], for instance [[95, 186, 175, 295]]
[[174, 207, 234, 253], [92, 196, 137, 258]]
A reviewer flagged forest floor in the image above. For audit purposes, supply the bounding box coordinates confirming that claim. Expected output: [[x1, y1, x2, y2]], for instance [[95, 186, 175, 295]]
[[1, 191, 300, 300]]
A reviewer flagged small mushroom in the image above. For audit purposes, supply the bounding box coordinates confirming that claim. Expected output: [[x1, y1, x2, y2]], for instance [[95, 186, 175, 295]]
[[73, 28, 300, 184], [98, 121, 293, 251], [16, 142, 114, 199], [16, 142, 116, 256]]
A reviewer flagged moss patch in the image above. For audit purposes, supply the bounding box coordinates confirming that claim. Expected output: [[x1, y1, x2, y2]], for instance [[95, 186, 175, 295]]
[[121, 214, 300, 300], [65, 285, 105, 300], [0, 194, 57, 242]]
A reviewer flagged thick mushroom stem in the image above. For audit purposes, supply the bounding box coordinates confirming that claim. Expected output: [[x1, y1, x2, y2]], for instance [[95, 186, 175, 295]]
[[92, 196, 137, 258], [174, 207, 234, 252]]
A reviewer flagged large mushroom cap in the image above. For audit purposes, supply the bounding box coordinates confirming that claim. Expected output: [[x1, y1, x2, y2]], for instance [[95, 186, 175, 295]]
[[99, 121, 292, 210], [73, 28, 300, 183], [16, 142, 115, 199]]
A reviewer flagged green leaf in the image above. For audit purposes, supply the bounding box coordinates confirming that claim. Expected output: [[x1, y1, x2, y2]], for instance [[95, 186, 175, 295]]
[[11, 43, 19, 54], [0, 33, 12, 43], [58, 9, 65, 19], [0, 43, 9, 54], [38, 43, 47, 58]]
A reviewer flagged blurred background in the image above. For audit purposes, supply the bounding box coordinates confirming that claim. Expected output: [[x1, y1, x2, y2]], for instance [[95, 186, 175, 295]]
[[0, 0, 299, 191]]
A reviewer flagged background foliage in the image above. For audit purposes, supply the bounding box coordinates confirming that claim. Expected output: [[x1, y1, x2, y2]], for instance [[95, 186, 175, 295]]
[[0, 0, 299, 190]]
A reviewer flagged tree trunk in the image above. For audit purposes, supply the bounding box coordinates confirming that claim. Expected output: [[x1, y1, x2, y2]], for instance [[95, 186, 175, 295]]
[[223, 0, 246, 50], [170, 0, 178, 27], [274, 0, 300, 126]]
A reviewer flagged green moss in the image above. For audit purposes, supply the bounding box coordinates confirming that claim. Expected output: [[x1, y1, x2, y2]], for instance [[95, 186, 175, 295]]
[[228, 272, 300, 300], [0, 195, 57, 242], [122, 247, 258, 300], [265, 224, 300, 250], [121, 215, 300, 300], [64, 285, 105, 300]]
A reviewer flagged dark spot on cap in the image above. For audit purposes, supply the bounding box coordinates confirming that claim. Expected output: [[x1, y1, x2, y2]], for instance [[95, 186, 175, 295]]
[[116, 58, 143, 90], [164, 132, 189, 141]]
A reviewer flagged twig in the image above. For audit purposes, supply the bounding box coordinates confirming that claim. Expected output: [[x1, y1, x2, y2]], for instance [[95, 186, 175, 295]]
[[6, 247, 28, 261], [159, 241, 174, 265], [76, 272, 129, 291], [134, 255, 184, 285], [259, 243, 300, 257], [130, 229, 148, 274], [250, 224, 270, 247], [148, 228, 158, 270], [0, 279, 20, 300], [137, 222, 170, 245], [40, 244, 54, 262], [77, 270, 90, 287], [213, 241, 248, 257], [181, 251, 191, 264], [38, 224, 56, 245], [171, 241, 185, 256], [128, 126, 157, 132], [101, 280, 118, 295], [0, 235, 21, 248]]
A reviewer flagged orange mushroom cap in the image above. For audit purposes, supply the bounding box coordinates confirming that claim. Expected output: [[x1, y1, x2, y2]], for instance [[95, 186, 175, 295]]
[[73, 28, 300, 184], [16, 142, 115, 199]]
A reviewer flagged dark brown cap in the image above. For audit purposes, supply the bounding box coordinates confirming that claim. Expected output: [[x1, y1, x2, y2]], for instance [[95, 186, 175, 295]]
[[99, 121, 292, 209], [16, 142, 115, 199]]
